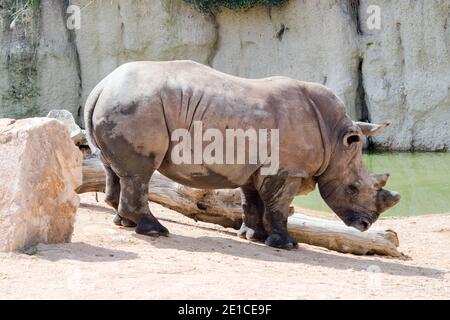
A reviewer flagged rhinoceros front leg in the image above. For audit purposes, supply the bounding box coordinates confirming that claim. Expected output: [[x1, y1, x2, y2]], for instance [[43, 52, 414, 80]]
[[257, 172, 301, 250], [238, 186, 268, 242]]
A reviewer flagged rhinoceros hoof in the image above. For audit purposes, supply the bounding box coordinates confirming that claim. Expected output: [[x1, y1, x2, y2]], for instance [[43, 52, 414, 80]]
[[265, 233, 298, 250], [113, 214, 122, 226], [237, 223, 267, 242], [135, 215, 169, 237], [113, 214, 137, 228]]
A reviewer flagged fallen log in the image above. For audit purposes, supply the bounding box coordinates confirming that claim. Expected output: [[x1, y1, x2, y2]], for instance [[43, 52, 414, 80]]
[[77, 158, 403, 257]]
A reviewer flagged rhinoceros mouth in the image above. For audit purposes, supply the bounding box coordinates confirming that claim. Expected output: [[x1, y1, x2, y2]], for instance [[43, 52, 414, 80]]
[[350, 218, 372, 232], [341, 211, 373, 232]]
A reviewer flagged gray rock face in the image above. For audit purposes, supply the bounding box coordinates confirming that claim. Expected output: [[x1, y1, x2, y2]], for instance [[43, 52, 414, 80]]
[[212, 1, 361, 119], [0, 0, 449, 151], [0, 0, 80, 120], [211, 0, 450, 151], [71, 0, 217, 125], [359, 0, 450, 151]]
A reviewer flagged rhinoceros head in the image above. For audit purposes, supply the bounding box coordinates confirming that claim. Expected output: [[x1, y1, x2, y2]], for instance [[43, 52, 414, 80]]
[[317, 121, 400, 232]]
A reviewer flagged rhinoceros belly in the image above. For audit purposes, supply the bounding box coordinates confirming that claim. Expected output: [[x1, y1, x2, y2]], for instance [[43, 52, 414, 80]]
[[157, 163, 242, 189]]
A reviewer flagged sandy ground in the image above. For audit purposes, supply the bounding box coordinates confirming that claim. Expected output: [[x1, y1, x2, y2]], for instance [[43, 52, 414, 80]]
[[0, 192, 449, 300]]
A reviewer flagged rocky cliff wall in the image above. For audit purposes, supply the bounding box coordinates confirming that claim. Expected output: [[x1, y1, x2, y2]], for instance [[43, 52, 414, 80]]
[[0, 0, 80, 119], [0, 0, 449, 151]]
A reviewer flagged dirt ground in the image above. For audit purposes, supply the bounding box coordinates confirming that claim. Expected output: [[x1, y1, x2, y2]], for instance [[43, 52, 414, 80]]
[[0, 193, 449, 299]]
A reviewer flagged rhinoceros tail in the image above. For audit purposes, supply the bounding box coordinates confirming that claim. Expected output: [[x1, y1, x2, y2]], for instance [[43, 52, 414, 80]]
[[84, 83, 103, 156]]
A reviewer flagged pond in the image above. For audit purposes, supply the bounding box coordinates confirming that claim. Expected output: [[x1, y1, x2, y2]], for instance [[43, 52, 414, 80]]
[[293, 152, 450, 217]]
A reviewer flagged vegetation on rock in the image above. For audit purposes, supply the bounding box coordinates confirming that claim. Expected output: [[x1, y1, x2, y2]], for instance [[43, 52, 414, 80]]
[[2, 0, 40, 22], [183, 0, 288, 13], [0, 0, 41, 118]]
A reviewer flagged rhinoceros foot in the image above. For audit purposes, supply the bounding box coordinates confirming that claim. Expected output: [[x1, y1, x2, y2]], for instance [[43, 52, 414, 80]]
[[113, 214, 137, 228], [237, 223, 267, 242], [265, 233, 298, 250], [135, 214, 169, 237]]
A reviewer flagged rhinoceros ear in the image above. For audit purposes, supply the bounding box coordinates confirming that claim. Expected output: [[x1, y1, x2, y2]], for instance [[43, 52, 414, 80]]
[[343, 131, 361, 147], [355, 121, 390, 136], [371, 173, 390, 189]]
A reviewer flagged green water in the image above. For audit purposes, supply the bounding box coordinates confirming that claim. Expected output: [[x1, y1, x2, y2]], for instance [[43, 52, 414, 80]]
[[293, 152, 450, 217]]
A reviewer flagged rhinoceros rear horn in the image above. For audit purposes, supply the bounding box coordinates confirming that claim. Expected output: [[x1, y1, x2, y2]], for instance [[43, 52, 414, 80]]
[[355, 121, 390, 136]]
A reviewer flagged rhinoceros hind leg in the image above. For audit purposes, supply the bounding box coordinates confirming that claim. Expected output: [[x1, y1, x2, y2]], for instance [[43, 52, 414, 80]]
[[104, 164, 120, 210], [238, 186, 267, 242], [257, 172, 301, 250], [118, 174, 169, 237], [103, 164, 137, 227]]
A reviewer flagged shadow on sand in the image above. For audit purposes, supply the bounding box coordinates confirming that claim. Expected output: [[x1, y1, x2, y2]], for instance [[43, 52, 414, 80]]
[[132, 231, 447, 280], [78, 200, 447, 280], [80, 202, 116, 215], [36, 242, 139, 262]]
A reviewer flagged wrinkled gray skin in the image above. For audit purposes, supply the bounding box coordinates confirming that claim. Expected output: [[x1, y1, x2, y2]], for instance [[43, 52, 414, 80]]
[[85, 60, 400, 250]]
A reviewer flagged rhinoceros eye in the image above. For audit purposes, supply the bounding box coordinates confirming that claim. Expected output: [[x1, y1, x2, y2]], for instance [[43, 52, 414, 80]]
[[346, 184, 359, 195]]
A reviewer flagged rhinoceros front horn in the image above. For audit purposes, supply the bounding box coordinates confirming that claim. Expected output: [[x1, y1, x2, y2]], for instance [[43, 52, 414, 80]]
[[377, 189, 401, 213], [354, 121, 391, 136]]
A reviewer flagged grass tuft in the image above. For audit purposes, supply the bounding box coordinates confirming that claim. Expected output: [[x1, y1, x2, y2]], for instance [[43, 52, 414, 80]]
[[20, 244, 39, 256]]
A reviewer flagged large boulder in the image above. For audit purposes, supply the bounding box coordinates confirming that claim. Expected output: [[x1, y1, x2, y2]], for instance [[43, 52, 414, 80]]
[[0, 118, 82, 252]]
